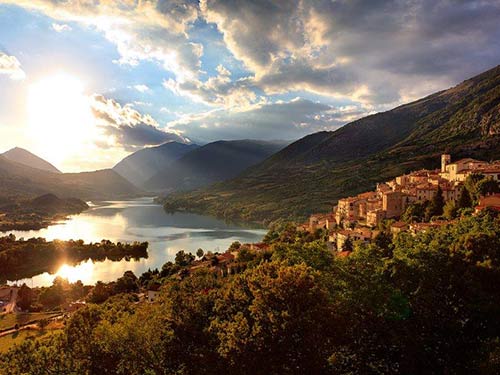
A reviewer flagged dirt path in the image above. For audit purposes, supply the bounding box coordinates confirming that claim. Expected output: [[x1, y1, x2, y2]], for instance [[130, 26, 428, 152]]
[[0, 313, 63, 337], [0, 323, 38, 338]]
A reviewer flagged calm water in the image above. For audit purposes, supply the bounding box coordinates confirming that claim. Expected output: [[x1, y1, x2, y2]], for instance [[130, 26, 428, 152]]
[[4, 198, 266, 287]]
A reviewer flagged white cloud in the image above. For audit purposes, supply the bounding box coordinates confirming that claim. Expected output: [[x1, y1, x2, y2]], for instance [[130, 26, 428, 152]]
[[10, 0, 500, 111], [2, 0, 202, 81], [0, 52, 26, 80], [133, 101, 152, 107], [133, 84, 150, 93], [90, 94, 188, 150], [200, 0, 500, 107], [168, 98, 370, 142], [51, 23, 72, 32], [163, 68, 258, 109]]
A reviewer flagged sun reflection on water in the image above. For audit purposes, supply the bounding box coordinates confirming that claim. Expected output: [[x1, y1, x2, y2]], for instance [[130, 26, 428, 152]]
[[55, 262, 94, 284], [6, 199, 267, 287]]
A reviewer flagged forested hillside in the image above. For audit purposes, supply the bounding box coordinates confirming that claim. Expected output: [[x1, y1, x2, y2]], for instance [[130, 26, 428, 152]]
[[162, 65, 500, 224], [146, 140, 287, 192], [2, 211, 499, 374]]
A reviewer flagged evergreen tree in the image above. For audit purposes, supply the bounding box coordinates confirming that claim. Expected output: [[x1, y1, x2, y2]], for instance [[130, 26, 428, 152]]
[[16, 284, 32, 311], [426, 186, 445, 220], [443, 200, 457, 220], [457, 187, 473, 209]]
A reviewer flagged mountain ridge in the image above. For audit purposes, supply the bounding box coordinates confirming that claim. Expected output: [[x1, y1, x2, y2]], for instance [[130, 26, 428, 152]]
[[2, 147, 61, 173], [0, 155, 142, 202], [161, 64, 500, 224], [145, 139, 288, 192], [113, 141, 199, 188]]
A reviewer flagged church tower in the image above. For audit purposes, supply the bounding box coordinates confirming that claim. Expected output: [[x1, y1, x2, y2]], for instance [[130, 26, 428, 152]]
[[441, 154, 451, 172]]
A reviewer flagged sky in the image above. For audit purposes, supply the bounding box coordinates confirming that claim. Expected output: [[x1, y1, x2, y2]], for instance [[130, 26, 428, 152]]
[[0, 0, 499, 172]]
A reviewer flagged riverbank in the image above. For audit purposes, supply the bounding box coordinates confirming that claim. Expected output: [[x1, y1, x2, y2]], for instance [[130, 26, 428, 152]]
[[0, 194, 89, 232], [0, 237, 148, 283]]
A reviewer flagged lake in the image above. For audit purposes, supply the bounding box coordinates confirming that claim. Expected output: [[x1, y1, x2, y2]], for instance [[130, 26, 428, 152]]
[[4, 198, 267, 287]]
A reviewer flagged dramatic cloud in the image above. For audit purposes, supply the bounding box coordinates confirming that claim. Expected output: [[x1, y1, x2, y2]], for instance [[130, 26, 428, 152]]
[[2, 0, 202, 80], [168, 98, 369, 142], [200, 0, 500, 106], [90, 95, 188, 151], [3, 0, 500, 170], [6, 0, 500, 110], [0, 52, 25, 80], [164, 65, 258, 108]]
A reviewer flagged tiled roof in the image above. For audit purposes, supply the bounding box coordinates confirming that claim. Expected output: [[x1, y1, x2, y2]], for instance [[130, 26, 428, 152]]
[[391, 221, 408, 228]]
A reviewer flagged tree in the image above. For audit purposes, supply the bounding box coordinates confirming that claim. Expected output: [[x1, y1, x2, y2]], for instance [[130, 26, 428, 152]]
[[17, 284, 32, 311], [87, 281, 110, 304], [477, 178, 500, 197], [196, 248, 204, 258], [343, 237, 353, 251], [114, 271, 139, 294], [70, 280, 86, 300], [402, 202, 427, 223], [174, 250, 195, 267], [457, 187, 473, 209], [210, 262, 337, 374], [374, 231, 393, 255], [426, 185, 445, 220], [465, 173, 484, 201], [443, 200, 457, 220], [228, 241, 241, 252], [38, 278, 67, 309], [160, 261, 180, 278]]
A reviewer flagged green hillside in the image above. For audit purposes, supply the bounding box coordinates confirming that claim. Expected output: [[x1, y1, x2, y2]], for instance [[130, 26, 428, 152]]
[[161, 65, 500, 224], [145, 140, 287, 192]]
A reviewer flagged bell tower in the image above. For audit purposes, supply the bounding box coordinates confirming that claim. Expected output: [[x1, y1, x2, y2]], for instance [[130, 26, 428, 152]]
[[441, 154, 451, 172]]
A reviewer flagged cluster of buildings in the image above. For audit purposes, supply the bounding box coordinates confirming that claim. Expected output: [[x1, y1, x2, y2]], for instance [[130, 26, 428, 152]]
[[302, 155, 500, 252]]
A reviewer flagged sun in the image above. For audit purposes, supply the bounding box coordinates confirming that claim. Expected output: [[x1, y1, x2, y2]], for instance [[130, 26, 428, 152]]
[[27, 73, 95, 167]]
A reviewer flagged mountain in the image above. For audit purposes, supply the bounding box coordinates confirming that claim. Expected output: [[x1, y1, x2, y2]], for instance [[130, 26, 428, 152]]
[[113, 142, 199, 187], [161, 65, 500, 224], [0, 155, 142, 202], [2, 147, 61, 173], [145, 140, 288, 192]]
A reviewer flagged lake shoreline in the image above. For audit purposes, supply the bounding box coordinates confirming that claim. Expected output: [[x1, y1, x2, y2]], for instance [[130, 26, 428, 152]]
[[3, 198, 267, 287]]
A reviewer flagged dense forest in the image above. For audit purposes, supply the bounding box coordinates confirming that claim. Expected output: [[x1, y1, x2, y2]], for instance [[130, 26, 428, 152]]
[[2, 210, 499, 374], [0, 237, 148, 282]]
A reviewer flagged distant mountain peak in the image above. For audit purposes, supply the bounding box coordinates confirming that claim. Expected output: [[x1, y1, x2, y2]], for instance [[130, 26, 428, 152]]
[[113, 142, 199, 188], [145, 139, 288, 192], [2, 147, 61, 173]]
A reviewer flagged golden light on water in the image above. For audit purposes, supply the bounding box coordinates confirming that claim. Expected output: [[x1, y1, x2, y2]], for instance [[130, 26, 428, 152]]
[[55, 262, 94, 284], [27, 73, 95, 166]]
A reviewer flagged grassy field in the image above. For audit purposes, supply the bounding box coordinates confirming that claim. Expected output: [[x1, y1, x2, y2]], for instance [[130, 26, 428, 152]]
[[0, 312, 60, 331], [0, 327, 60, 353]]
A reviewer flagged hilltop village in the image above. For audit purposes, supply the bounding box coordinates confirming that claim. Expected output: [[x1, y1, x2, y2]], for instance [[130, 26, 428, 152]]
[[301, 155, 500, 252]]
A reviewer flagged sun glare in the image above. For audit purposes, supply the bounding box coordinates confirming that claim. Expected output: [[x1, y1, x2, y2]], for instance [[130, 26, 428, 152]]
[[27, 73, 95, 166], [56, 262, 94, 284]]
